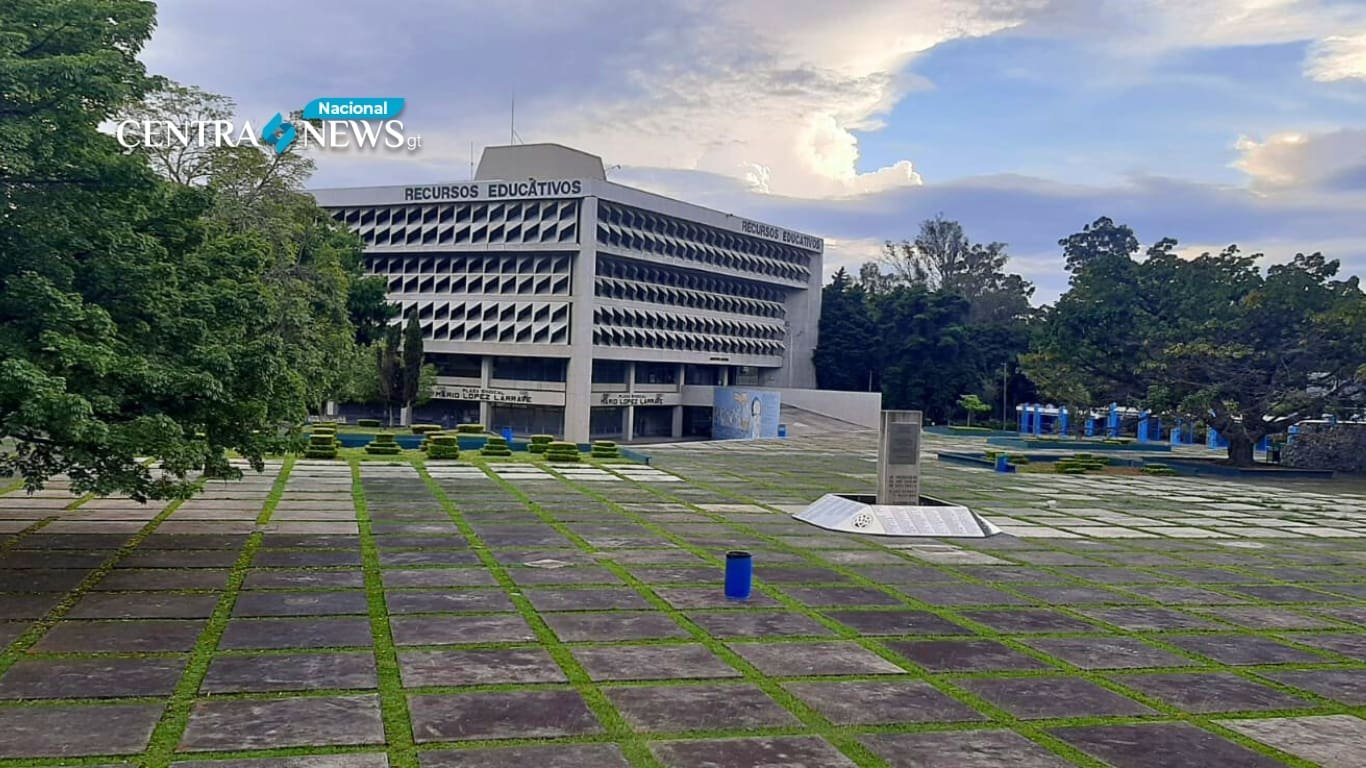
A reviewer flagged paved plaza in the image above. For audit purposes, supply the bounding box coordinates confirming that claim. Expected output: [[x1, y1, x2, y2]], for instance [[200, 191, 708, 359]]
[[0, 431, 1363, 767]]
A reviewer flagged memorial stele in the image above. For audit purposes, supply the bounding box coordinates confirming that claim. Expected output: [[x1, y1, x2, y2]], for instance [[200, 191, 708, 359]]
[[794, 410, 1001, 538]]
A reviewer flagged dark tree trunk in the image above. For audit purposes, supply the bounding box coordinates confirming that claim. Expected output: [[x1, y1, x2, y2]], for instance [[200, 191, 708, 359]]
[[1226, 432, 1255, 467]]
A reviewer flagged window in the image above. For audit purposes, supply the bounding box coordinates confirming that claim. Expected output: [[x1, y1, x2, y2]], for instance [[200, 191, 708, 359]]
[[684, 364, 722, 386], [592, 360, 627, 383], [636, 362, 678, 385], [428, 353, 482, 378], [491, 356, 566, 382]]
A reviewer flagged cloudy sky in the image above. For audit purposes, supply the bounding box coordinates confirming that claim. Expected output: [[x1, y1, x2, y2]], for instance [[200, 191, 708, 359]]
[[141, 0, 1366, 301]]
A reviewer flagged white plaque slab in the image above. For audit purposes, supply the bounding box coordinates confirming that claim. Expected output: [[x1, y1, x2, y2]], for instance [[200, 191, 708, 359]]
[[794, 494, 1001, 538], [879, 411, 922, 505]]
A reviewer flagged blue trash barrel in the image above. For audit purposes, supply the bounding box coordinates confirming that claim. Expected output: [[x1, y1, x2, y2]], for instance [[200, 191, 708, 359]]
[[777, 424, 787, 438]]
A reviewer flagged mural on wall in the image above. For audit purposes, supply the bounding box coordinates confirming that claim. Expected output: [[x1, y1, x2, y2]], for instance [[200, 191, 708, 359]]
[[713, 388, 781, 440]]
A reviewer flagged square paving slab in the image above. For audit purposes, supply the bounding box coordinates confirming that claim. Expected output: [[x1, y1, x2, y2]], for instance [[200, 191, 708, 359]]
[[0, 703, 164, 758], [1115, 671, 1315, 713], [1053, 722, 1287, 768], [389, 614, 535, 645], [1217, 714, 1366, 768], [32, 618, 205, 653], [418, 744, 630, 768], [219, 616, 374, 649], [651, 736, 858, 768], [785, 680, 985, 725], [408, 690, 600, 742], [885, 638, 1048, 672], [399, 648, 565, 686], [607, 684, 799, 731], [179, 694, 384, 751], [861, 730, 1074, 768], [730, 641, 906, 676], [543, 611, 689, 641], [958, 676, 1154, 719], [201, 652, 378, 693], [0, 657, 185, 698], [685, 610, 834, 638], [574, 644, 741, 681]]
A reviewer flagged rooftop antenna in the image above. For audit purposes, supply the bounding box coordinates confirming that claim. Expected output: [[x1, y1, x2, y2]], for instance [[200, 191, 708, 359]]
[[509, 95, 524, 145]]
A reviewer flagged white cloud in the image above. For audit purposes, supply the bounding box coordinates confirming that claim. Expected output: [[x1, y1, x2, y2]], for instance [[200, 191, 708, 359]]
[[1306, 32, 1366, 81], [531, 0, 1043, 198], [1233, 129, 1366, 190]]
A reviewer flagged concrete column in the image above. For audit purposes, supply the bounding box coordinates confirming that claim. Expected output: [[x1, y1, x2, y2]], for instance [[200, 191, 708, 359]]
[[478, 356, 492, 429], [562, 197, 598, 443], [623, 362, 636, 442], [671, 405, 683, 438]]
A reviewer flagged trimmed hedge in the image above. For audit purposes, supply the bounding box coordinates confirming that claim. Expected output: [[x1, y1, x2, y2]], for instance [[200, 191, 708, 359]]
[[528, 434, 555, 454], [427, 433, 459, 460], [410, 424, 443, 435], [480, 436, 512, 457], [545, 440, 581, 463], [365, 433, 402, 456], [356, 418, 382, 428], [590, 440, 620, 459], [303, 432, 338, 459], [455, 423, 486, 434]]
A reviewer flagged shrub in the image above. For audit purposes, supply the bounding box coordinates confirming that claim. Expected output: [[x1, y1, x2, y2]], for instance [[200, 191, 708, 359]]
[[303, 432, 338, 459], [365, 433, 401, 456], [357, 418, 382, 428], [1008, 454, 1029, 465], [410, 424, 442, 435], [545, 441, 581, 463], [455, 423, 486, 434], [480, 436, 512, 457], [528, 434, 554, 454], [427, 434, 460, 460], [590, 440, 620, 459]]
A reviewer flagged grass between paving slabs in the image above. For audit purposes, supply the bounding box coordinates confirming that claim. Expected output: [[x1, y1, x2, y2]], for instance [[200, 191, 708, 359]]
[[0, 471, 229, 768], [545, 463, 1354, 767], [527, 469, 1076, 768], [134, 456, 297, 768], [351, 457, 421, 768], [413, 459, 666, 767]]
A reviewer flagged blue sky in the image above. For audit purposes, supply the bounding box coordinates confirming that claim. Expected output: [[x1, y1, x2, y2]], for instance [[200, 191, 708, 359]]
[[140, 1, 1366, 301]]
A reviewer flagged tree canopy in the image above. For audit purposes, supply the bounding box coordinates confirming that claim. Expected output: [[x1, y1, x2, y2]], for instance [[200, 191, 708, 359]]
[[0, 0, 389, 498], [1025, 217, 1366, 465]]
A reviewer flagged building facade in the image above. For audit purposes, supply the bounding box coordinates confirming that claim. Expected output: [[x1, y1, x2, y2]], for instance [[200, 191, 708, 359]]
[[311, 144, 823, 443]]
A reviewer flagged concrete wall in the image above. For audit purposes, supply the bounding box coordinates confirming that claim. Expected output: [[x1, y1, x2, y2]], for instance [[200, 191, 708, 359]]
[[1283, 421, 1366, 474], [681, 386, 881, 429]]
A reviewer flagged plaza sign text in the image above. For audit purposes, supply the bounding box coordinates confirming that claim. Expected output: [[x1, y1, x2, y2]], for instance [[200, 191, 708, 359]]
[[404, 179, 584, 202], [432, 385, 533, 404], [739, 219, 823, 252]]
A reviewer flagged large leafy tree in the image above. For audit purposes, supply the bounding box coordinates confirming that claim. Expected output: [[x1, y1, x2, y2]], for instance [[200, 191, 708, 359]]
[[0, 0, 301, 498], [1027, 217, 1366, 466], [122, 83, 396, 416]]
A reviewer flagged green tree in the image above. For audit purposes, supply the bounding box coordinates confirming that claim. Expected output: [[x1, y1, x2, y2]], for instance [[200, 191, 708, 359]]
[[0, 0, 313, 499], [374, 323, 403, 427], [1027, 216, 1366, 466], [958, 393, 991, 427], [812, 268, 878, 391], [873, 287, 978, 422], [122, 82, 395, 415], [881, 215, 1035, 324], [401, 313, 424, 423]]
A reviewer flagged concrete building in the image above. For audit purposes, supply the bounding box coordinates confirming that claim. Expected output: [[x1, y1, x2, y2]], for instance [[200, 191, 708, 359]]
[[312, 143, 824, 443]]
